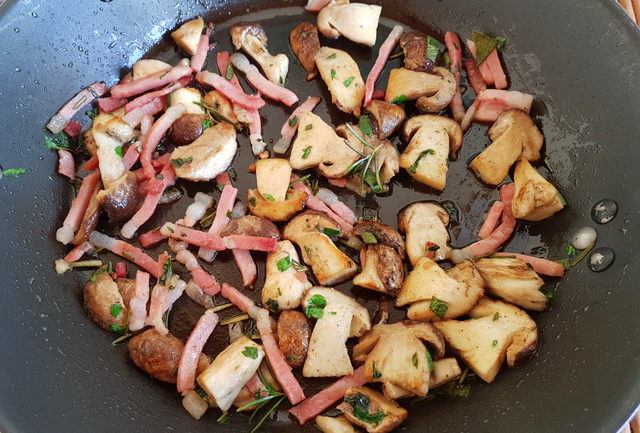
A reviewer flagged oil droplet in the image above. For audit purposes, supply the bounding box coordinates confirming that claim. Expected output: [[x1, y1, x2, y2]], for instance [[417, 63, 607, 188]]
[[14, 27, 20, 33]]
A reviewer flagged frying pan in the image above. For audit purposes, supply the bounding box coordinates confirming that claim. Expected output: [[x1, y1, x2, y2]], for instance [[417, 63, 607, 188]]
[[1, 0, 639, 432]]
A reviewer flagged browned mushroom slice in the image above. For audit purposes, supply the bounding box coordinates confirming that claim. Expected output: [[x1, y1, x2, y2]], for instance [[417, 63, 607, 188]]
[[402, 114, 463, 160], [219, 215, 280, 239], [277, 310, 311, 368], [83, 272, 130, 331], [317, 0, 382, 47], [202, 90, 240, 127], [71, 177, 103, 244], [338, 386, 408, 433], [262, 240, 311, 311], [397, 202, 452, 265], [229, 22, 289, 84], [399, 31, 435, 72], [353, 244, 404, 296], [512, 157, 565, 221], [384, 66, 456, 113], [169, 113, 208, 146], [97, 171, 141, 221], [353, 221, 405, 257], [415, 67, 456, 113], [247, 188, 308, 222], [171, 17, 204, 56], [289, 22, 321, 80], [364, 100, 406, 139]]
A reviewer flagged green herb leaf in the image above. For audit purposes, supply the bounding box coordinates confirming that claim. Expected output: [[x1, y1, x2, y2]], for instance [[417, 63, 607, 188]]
[[203, 118, 212, 129], [85, 108, 98, 119], [440, 201, 460, 223], [556, 191, 567, 206], [288, 174, 310, 188], [435, 381, 471, 398], [566, 245, 577, 257], [217, 412, 231, 424], [321, 227, 341, 237], [541, 288, 554, 300], [226, 210, 233, 218], [391, 94, 407, 104], [305, 294, 326, 319], [266, 298, 280, 311], [288, 115, 298, 127], [225, 64, 234, 80], [243, 346, 259, 359], [276, 255, 291, 272], [362, 208, 379, 222], [430, 296, 448, 318], [361, 232, 378, 245], [408, 149, 436, 173], [327, 53, 337, 60], [44, 132, 71, 150], [344, 393, 388, 426], [491, 339, 498, 348], [115, 146, 124, 158], [159, 258, 173, 285], [330, 69, 336, 80], [493, 312, 500, 321], [89, 268, 107, 282], [442, 51, 451, 68], [110, 304, 123, 318], [358, 115, 373, 136], [301, 146, 312, 159], [343, 76, 355, 87], [278, 75, 285, 85], [427, 243, 440, 252], [249, 196, 257, 207], [263, 193, 276, 202], [426, 348, 434, 372], [171, 157, 193, 167], [472, 31, 507, 65], [3, 168, 26, 178], [372, 362, 382, 379], [228, 167, 238, 180], [109, 323, 126, 334], [412, 352, 419, 368], [305, 124, 313, 131], [426, 36, 440, 62], [288, 355, 296, 361]]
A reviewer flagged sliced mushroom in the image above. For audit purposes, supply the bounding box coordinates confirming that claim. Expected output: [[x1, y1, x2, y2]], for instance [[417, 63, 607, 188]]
[[316, 415, 359, 433], [170, 113, 208, 146], [289, 22, 321, 80], [171, 17, 205, 56], [247, 188, 308, 221], [512, 157, 565, 221], [397, 202, 452, 265], [262, 240, 311, 311], [434, 297, 538, 383], [128, 329, 211, 383], [277, 310, 311, 368], [170, 121, 237, 182], [403, 114, 463, 160], [197, 336, 265, 411], [283, 211, 357, 285], [338, 386, 408, 433], [289, 112, 363, 179], [97, 171, 140, 221], [381, 357, 462, 399], [256, 158, 292, 202], [316, 47, 365, 116], [353, 221, 405, 257], [474, 257, 547, 311], [202, 90, 240, 126], [398, 258, 485, 320], [219, 215, 280, 239], [364, 100, 406, 140], [398, 31, 435, 72], [169, 88, 205, 115], [83, 272, 129, 331], [352, 321, 445, 396], [468, 109, 544, 185], [302, 287, 371, 377], [384, 67, 456, 113], [229, 22, 289, 84], [132, 59, 171, 81], [317, 0, 382, 47]]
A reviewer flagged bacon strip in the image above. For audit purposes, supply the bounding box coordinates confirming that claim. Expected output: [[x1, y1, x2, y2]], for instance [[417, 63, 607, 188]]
[[63, 241, 95, 263], [198, 184, 238, 261], [477, 201, 505, 239], [145, 253, 171, 334], [364, 25, 403, 106], [161, 223, 227, 250], [232, 249, 257, 288], [196, 71, 265, 110], [248, 107, 265, 155], [81, 155, 99, 171], [190, 268, 221, 296], [493, 253, 565, 277], [224, 235, 278, 251], [89, 231, 162, 277], [124, 78, 188, 113], [140, 104, 186, 180], [466, 40, 494, 85], [474, 89, 534, 122], [110, 65, 193, 99], [463, 59, 487, 95], [63, 121, 83, 138], [230, 53, 298, 106], [291, 178, 353, 234], [47, 82, 109, 133], [128, 271, 150, 332], [484, 49, 508, 89], [139, 229, 166, 248], [56, 170, 100, 245], [191, 24, 215, 73], [57, 149, 76, 180], [177, 309, 219, 393], [273, 96, 322, 154], [122, 97, 165, 128], [122, 142, 141, 171], [97, 96, 127, 113], [289, 366, 367, 425], [444, 31, 466, 122], [115, 262, 127, 278]]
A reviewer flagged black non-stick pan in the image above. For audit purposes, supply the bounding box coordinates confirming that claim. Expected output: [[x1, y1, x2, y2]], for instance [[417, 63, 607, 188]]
[[1, 1, 639, 432]]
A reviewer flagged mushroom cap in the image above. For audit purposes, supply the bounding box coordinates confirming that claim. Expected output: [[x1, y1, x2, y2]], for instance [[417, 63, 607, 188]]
[[512, 157, 564, 221], [219, 215, 280, 239], [403, 114, 463, 160], [385, 67, 443, 103], [364, 100, 407, 140], [353, 244, 404, 296], [399, 31, 435, 72], [169, 113, 207, 146], [489, 109, 543, 162], [415, 67, 457, 113], [353, 221, 405, 257], [262, 240, 311, 311], [97, 170, 141, 221], [83, 272, 128, 331], [229, 22, 268, 50], [339, 386, 408, 433], [289, 22, 321, 80]]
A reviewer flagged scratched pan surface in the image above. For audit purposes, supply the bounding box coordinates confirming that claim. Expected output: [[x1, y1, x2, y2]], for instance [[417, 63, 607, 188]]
[[0, 0, 639, 432]]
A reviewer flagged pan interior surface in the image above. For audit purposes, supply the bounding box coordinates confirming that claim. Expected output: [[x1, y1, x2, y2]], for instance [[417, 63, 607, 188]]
[[0, 1, 639, 433]]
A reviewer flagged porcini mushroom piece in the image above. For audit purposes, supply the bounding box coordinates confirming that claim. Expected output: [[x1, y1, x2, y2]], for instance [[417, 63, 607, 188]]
[[289, 112, 363, 179], [338, 386, 408, 433], [262, 240, 312, 311], [468, 109, 544, 186], [283, 211, 357, 286], [474, 257, 548, 311], [290, 23, 321, 80], [277, 310, 311, 368], [316, 415, 359, 433], [302, 287, 371, 377], [169, 88, 205, 115], [247, 188, 308, 222], [397, 202, 452, 265], [169, 121, 237, 182], [399, 258, 485, 320], [255, 158, 292, 202], [316, 47, 365, 117], [352, 321, 445, 396], [96, 171, 141, 221], [229, 22, 289, 84], [83, 272, 130, 331], [512, 157, 565, 221], [364, 100, 406, 140], [398, 31, 435, 73], [399, 123, 448, 191], [202, 90, 240, 126], [384, 67, 456, 113], [353, 221, 405, 257], [219, 215, 280, 240], [402, 114, 463, 160], [132, 59, 172, 81], [415, 67, 457, 113], [317, 0, 382, 47], [171, 17, 205, 56], [380, 357, 462, 399], [434, 297, 539, 382], [169, 113, 208, 146]]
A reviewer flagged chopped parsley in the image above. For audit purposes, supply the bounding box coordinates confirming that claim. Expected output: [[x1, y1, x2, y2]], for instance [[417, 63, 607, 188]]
[[426, 36, 440, 62], [216, 183, 226, 192], [85, 108, 98, 119], [110, 304, 123, 318], [242, 346, 259, 359], [391, 94, 407, 104], [279, 75, 285, 85], [321, 227, 341, 237], [440, 200, 460, 223], [343, 76, 355, 87], [436, 381, 471, 398], [301, 146, 312, 159], [361, 232, 378, 245], [430, 296, 448, 318], [225, 64, 234, 80], [115, 146, 124, 158], [109, 323, 126, 334], [426, 348, 434, 372], [276, 255, 291, 272], [493, 312, 500, 321], [122, 251, 136, 261], [327, 53, 337, 60], [541, 288, 554, 300], [408, 149, 436, 173], [330, 69, 336, 80], [288, 115, 298, 127], [491, 339, 498, 348], [159, 258, 173, 285], [226, 210, 233, 218], [265, 298, 280, 311], [171, 157, 193, 167], [202, 118, 212, 129], [426, 243, 440, 252], [3, 168, 26, 178], [566, 245, 577, 257], [89, 268, 107, 282], [305, 294, 326, 319], [249, 196, 257, 207], [471, 31, 507, 64], [305, 124, 313, 131], [44, 132, 71, 150], [358, 115, 373, 136], [344, 393, 388, 426], [372, 362, 382, 379], [263, 193, 276, 202], [412, 352, 419, 368], [442, 51, 451, 68], [227, 167, 238, 180]]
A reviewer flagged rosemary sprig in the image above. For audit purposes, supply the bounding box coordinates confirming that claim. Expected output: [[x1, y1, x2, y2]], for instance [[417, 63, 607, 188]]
[[342, 124, 385, 195], [236, 367, 286, 432]]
